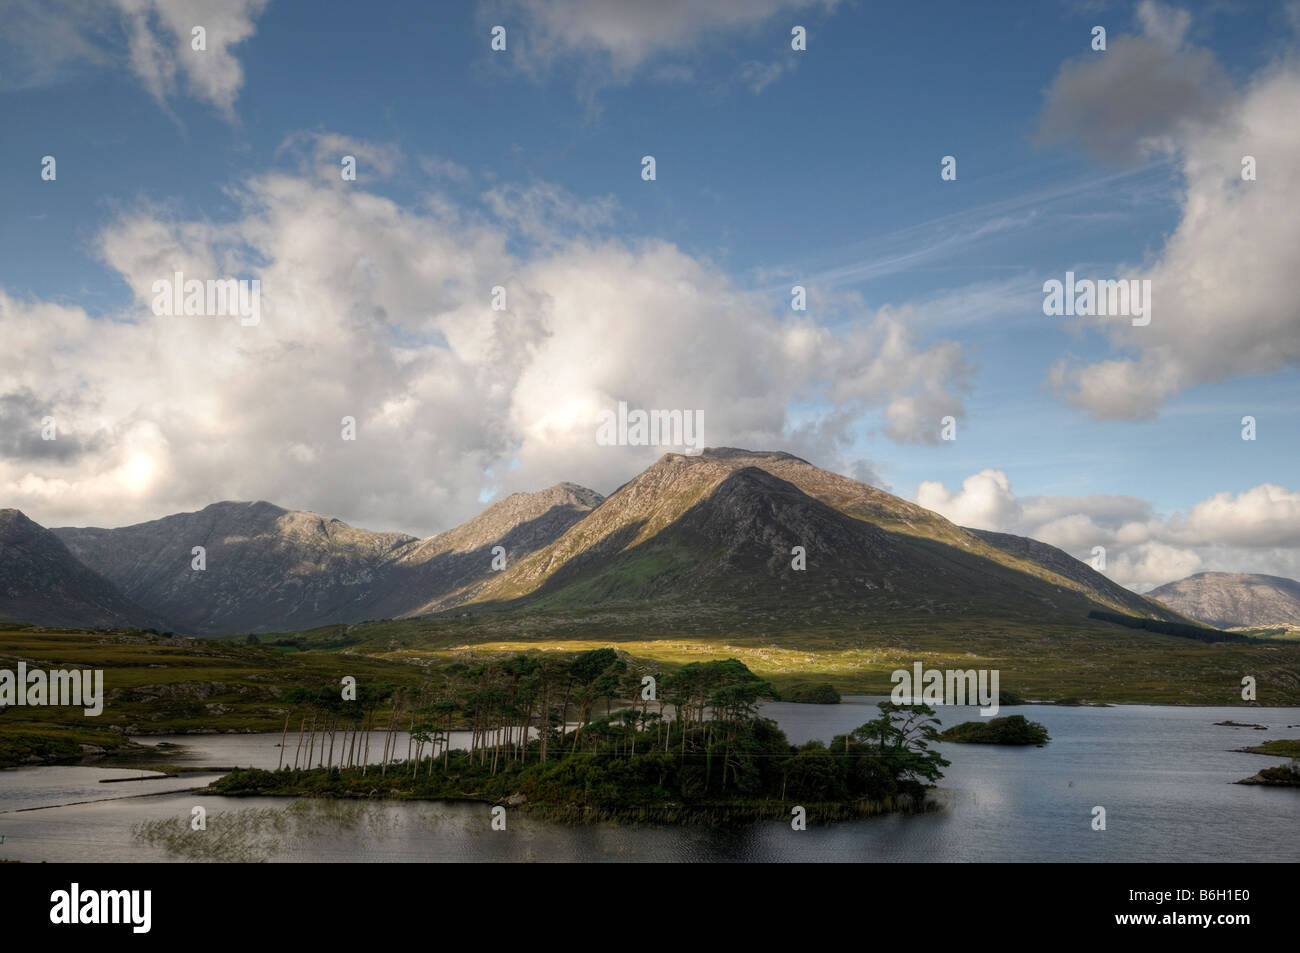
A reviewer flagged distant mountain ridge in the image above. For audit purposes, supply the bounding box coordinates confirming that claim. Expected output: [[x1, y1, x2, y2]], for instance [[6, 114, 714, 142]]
[[50, 484, 602, 635], [3, 448, 1188, 636], [1146, 572, 1300, 628], [0, 509, 168, 631]]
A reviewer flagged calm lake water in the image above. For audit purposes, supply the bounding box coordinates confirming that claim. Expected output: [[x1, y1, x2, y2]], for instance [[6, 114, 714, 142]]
[[1, 698, 1296, 862]]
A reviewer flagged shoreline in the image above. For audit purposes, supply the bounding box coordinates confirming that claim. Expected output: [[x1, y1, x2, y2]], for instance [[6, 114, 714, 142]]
[[5, 699, 1299, 770]]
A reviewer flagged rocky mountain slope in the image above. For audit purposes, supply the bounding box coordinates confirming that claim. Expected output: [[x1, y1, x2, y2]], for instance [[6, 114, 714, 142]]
[[469, 449, 1183, 624], [1146, 572, 1300, 628], [7, 448, 1188, 636], [52, 485, 602, 635], [0, 509, 168, 630]]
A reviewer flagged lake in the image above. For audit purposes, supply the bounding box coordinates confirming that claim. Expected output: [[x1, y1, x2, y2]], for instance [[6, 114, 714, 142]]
[[1, 698, 1296, 862]]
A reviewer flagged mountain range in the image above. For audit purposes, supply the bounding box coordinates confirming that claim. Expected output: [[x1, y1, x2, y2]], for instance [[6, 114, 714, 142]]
[[2, 448, 1191, 636]]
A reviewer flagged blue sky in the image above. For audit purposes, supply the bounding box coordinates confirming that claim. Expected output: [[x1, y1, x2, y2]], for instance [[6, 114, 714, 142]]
[[2, 0, 1298, 590]]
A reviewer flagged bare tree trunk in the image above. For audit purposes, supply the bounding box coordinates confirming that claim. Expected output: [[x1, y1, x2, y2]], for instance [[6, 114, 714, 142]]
[[381, 700, 399, 776], [539, 684, 550, 764], [293, 715, 306, 770], [559, 681, 571, 758], [278, 711, 290, 770], [362, 707, 373, 776]]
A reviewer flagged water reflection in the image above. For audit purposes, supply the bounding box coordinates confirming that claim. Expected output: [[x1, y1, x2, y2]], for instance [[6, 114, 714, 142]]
[[1, 698, 1295, 862]]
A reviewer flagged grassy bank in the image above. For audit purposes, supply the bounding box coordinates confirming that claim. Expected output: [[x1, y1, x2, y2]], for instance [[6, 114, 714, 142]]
[[1239, 739, 1300, 758]]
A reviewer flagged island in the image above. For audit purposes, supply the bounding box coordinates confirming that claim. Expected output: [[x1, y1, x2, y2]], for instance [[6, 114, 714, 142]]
[[783, 683, 842, 704], [208, 652, 951, 824], [938, 715, 1051, 745]]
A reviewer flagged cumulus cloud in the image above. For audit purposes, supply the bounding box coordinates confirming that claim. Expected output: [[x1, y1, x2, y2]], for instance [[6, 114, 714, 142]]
[[1184, 485, 1300, 548], [113, 0, 267, 116], [916, 470, 1023, 531], [1037, 4, 1300, 419], [915, 469, 1300, 590], [829, 305, 973, 444], [0, 148, 970, 536]]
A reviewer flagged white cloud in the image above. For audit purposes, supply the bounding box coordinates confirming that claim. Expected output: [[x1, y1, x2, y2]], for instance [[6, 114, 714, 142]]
[[481, 180, 619, 246], [1184, 485, 1300, 548], [1037, 6, 1300, 419], [113, 0, 267, 116], [1136, 0, 1191, 52], [828, 302, 974, 445], [276, 132, 404, 181], [1035, 4, 1229, 164], [1107, 541, 1205, 591], [0, 0, 267, 115], [489, 0, 834, 80], [916, 469, 1021, 531], [915, 469, 1300, 590], [0, 155, 970, 536]]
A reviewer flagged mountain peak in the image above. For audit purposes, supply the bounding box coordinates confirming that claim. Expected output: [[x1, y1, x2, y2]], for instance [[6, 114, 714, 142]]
[[0, 509, 168, 631], [649, 447, 811, 468], [0, 508, 36, 530], [24, 450, 1185, 635]]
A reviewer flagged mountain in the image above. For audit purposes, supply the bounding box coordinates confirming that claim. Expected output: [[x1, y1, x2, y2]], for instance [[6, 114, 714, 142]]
[[0, 509, 168, 631], [468, 449, 1183, 625], [53, 501, 414, 636], [963, 528, 1169, 621], [52, 485, 602, 636], [370, 482, 605, 617], [26, 448, 1184, 636], [1146, 572, 1300, 628]]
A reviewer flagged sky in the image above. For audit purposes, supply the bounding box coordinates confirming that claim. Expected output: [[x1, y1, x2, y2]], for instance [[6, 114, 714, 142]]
[[1, 0, 1298, 592]]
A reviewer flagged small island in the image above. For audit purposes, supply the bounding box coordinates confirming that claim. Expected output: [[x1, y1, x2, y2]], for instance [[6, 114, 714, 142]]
[[208, 652, 952, 824], [783, 683, 842, 704], [938, 715, 1050, 745]]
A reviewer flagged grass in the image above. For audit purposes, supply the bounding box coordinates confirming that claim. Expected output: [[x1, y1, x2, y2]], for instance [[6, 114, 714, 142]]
[[1231, 626, 1300, 642], [288, 607, 1300, 706], [0, 625, 429, 767], [1239, 739, 1300, 758], [5, 605, 1299, 767]]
